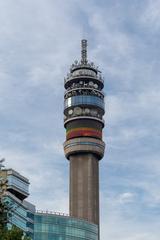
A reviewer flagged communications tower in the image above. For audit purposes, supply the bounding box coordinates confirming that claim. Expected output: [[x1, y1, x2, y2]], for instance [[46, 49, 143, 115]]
[[64, 40, 105, 228]]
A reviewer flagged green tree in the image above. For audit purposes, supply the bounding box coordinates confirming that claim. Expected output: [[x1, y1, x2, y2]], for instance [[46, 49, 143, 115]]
[[0, 198, 8, 230], [0, 174, 8, 230], [0, 199, 31, 240], [0, 226, 31, 240], [0, 169, 31, 240]]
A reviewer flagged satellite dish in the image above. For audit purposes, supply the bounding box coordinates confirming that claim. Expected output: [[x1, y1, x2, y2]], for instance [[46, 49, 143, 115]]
[[74, 107, 82, 115], [84, 108, 90, 114], [89, 81, 93, 86], [68, 109, 73, 115], [91, 110, 97, 116], [94, 84, 98, 89]]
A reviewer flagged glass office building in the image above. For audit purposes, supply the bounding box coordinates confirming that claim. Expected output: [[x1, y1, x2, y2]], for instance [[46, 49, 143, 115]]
[[4, 194, 34, 233], [0, 169, 35, 239], [34, 211, 98, 240]]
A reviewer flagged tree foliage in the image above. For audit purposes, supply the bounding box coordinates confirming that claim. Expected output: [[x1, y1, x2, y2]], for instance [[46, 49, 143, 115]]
[[0, 199, 8, 229], [0, 197, 31, 240], [0, 162, 31, 239], [0, 226, 31, 240]]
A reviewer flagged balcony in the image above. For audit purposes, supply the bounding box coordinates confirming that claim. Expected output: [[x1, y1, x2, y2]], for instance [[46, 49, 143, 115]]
[[64, 87, 105, 99], [64, 71, 104, 85]]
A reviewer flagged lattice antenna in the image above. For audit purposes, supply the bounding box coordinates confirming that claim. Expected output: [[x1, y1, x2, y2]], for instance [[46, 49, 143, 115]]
[[81, 39, 88, 64]]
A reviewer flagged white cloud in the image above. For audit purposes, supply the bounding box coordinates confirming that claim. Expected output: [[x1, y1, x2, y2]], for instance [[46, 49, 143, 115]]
[[0, 0, 160, 239], [141, 0, 160, 31], [118, 192, 135, 204]]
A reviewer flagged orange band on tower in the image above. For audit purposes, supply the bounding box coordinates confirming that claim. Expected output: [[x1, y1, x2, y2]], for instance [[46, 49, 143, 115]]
[[66, 127, 102, 140]]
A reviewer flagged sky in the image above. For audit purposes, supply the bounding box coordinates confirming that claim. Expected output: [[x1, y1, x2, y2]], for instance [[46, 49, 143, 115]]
[[0, 0, 160, 239]]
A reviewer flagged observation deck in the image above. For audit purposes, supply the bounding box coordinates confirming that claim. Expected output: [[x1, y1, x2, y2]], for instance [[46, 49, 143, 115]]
[[64, 67, 104, 89], [64, 39, 105, 160]]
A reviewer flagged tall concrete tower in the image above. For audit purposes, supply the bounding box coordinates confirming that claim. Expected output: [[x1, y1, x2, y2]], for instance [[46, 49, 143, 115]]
[[64, 40, 105, 228]]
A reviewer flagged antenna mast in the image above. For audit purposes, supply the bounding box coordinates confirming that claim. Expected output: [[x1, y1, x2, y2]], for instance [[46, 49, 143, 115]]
[[81, 39, 88, 65]]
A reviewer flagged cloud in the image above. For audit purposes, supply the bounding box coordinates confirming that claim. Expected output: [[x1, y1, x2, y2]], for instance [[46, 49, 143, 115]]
[[118, 192, 136, 204], [0, 0, 160, 239], [140, 0, 160, 31]]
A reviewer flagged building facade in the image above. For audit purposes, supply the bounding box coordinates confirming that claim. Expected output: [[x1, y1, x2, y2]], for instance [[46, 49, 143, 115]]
[[64, 40, 105, 234], [34, 211, 98, 240], [0, 169, 35, 239]]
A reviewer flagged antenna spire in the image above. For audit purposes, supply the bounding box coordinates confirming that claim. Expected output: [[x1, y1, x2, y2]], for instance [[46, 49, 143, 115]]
[[81, 39, 88, 65]]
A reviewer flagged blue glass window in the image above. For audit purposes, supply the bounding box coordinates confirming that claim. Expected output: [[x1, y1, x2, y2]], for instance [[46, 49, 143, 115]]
[[4, 196, 34, 238], [8, 175, 29, 194], [64, 96, 104, 110], [34, 214, 98, 240], [11, 214, 26, 231]]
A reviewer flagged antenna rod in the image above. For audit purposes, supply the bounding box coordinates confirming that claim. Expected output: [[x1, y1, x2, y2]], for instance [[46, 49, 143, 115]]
[[81, 39, 87, 64]]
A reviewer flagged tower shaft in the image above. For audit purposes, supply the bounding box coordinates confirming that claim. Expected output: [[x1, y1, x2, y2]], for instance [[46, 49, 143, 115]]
[[70, 153, 99, 224]]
